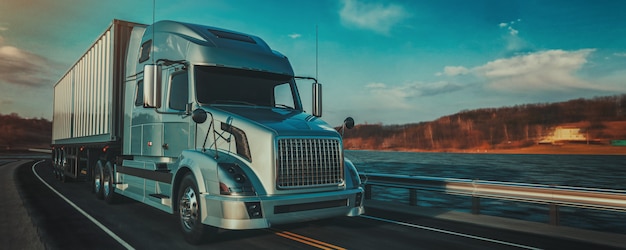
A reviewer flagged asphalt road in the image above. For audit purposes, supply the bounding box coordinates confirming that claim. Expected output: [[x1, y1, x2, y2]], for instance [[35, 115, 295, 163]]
[[2, 157, 624, 249]]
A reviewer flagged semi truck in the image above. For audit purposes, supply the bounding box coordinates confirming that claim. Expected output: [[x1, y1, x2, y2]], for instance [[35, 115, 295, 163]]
[[51, 19, 363, 244]]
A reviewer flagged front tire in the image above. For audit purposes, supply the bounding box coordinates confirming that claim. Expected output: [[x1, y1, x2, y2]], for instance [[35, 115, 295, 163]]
[[178, 174, 217, 244]]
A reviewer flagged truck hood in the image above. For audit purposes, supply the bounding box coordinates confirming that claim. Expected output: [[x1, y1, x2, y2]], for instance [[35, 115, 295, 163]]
[[212, 106, 337, 135]]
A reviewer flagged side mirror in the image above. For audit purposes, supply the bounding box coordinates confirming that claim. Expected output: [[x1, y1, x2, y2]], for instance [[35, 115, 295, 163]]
[[143, 64, 162, 108], [192, 108, 207, 124], [340, 117, 355, 137], [312, 82, 322, 117], [344, 117, 355, 129]]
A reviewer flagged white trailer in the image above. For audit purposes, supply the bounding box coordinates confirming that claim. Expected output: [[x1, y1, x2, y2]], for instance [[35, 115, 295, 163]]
[[53, 20, 143, 180], [51, 19, 363, 244]]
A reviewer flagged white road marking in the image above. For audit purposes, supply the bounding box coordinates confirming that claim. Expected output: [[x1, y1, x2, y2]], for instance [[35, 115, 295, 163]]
[[360, 215, 542, 250], [32, 160, 135, 250]]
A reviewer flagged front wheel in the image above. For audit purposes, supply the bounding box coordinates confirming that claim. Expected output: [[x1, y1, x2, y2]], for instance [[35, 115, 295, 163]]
[[178, 174, 217, 244]]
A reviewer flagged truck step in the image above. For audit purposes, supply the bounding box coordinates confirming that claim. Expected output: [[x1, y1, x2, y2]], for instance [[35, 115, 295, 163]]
[[149, 194, 170, 199], [149, 194, 172, 206]]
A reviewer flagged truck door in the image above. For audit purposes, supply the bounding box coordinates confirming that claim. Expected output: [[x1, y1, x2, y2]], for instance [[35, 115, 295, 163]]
[[144, 69, 190, 209], [161, 70, 190, 158]]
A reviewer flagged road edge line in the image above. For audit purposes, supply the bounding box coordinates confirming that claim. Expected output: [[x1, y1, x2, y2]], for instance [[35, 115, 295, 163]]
[[360, 215, 542, 250], [31, 160, 135, 250]]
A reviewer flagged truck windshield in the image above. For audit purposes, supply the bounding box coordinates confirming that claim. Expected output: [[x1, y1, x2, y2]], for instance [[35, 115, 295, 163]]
[[195, 66, 301, 110]]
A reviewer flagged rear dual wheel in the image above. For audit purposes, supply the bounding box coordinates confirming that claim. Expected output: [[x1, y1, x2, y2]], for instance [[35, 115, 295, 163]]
[[56, 150, 67, 182], [102, 161, 117, 204], [94, 161, 104, 199], [93, 160, 117, 203]]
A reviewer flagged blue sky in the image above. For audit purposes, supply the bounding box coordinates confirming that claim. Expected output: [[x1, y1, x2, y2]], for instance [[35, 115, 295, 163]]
[[1, 0, 625, 126]]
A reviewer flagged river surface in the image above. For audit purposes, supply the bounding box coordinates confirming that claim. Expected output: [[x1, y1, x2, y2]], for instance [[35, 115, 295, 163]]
[[345, 150, 626, 234]]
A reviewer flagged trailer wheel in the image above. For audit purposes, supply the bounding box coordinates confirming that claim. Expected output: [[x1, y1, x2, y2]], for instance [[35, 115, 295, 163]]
[[60, 163, 67, 183], [59, 150, 67, 183], [53, 166, 60, 180], [88, 152, 98, 193], [52, 149, 59, 179], [94, 160, 105, 199], [103, 161, 117, 204], [178, 174, 217, 244]]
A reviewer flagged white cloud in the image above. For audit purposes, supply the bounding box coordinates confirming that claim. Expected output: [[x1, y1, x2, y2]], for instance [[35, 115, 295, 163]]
[[356, 80, 465, 122], [498, 19, 527, 51], [288, 33, 302, 39], [478, 49, 591, 77], [437, 49, 624, 94], [366, 82, 387, 89], [339, 0, 409, 34], [471, 49, 616, 92], [0, 99, 12, 105], [614, 52, 626, 57], [499, 19, 520, 36], [0, 44, 54, 87], [441, 66, 470, 76], [365, 81, 464, 109], [0, 24, 6, 44], [364, 82, 412, 109]]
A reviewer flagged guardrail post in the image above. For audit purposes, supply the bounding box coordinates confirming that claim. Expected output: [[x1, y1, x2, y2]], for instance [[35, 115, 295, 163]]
[[549, 204, 560, 226], [409, 189, 417, 206], [472, 197, 480, 215], [364, 184, 372, 200]]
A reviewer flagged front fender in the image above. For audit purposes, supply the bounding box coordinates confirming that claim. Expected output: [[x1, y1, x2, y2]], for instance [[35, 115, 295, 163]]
[[344, 158, 361, 189], [176, 150, 219, 194]]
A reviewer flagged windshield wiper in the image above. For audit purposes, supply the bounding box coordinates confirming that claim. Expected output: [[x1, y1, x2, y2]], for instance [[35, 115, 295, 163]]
[[275, 104, 294, 110]]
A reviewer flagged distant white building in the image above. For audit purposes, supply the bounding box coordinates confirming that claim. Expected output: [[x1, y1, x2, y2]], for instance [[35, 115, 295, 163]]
[[539, 126, 587, 144]]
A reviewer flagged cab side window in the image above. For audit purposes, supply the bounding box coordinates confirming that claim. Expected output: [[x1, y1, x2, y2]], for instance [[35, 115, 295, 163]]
[[169, 72, 189, 111], [135, 80, 144, 107], [139, 40, 151, 63]]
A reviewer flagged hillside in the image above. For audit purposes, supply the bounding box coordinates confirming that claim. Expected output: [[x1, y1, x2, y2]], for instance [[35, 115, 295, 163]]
[[0, 113, 51, 150], [2, 95, 626, 154], [342, 95, 626, 153]]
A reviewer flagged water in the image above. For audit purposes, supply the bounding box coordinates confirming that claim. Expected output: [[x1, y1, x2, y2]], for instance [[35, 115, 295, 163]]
[[345, 150, 626, 234]]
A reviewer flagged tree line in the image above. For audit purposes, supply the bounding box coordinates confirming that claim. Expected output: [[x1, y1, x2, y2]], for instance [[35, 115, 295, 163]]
[[342, 95, 626, 151], [3, 94, 626, 151], [0, 113, 51, 150]]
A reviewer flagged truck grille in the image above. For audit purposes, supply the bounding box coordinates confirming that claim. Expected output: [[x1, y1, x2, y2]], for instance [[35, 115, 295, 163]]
[[276, 138, 344, 189]]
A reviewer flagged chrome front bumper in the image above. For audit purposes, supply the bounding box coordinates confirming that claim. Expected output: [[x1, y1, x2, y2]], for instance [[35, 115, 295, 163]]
[[200, 188, 365, 230]]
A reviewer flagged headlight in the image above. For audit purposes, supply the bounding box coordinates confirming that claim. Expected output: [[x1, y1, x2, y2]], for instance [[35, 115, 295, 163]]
[[217, 163, 256, 196]]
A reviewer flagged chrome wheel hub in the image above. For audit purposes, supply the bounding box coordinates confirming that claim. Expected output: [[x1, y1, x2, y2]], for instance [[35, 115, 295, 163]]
[[103, 176, 110, 196], [180, 186, 198, 230], [94, 175, 101, 191]]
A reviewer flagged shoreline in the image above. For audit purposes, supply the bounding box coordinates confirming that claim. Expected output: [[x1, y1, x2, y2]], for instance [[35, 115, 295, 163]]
[[348, 144, 626, 155]]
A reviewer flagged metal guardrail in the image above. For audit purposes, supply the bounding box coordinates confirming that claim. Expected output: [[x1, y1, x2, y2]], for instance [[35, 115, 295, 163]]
[[359, 173, 626, 225], [29, 148, 53, 154]]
